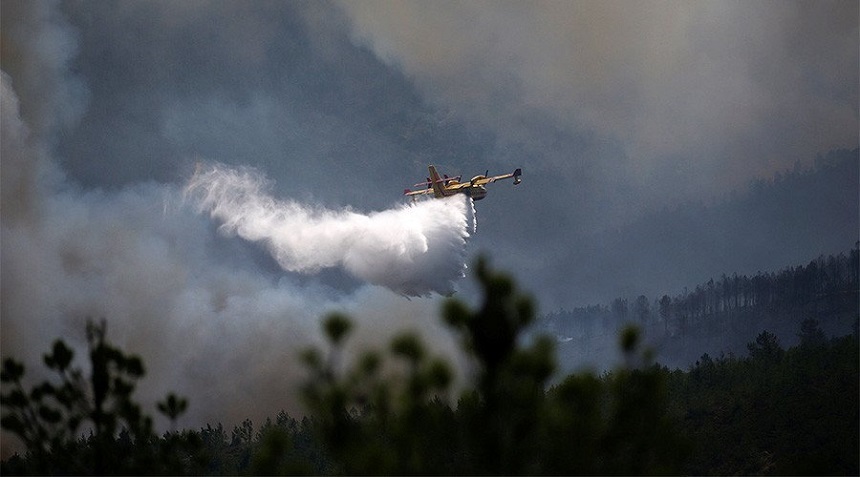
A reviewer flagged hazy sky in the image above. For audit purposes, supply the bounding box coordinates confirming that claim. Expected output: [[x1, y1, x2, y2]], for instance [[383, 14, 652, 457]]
[[1, 0, 857, 441]]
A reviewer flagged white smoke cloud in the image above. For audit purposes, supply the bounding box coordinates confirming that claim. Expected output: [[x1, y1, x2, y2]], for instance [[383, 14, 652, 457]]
[[186, 164, 472, 296], [1, 70, 464, 455], [0, 2, 469, 457], [0, 0, 88, 140], [338, 0, 858, 197]]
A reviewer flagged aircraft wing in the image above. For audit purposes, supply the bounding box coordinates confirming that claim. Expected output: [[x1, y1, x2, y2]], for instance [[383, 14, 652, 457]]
[[413, 175, 461, 188], [444, 182, 472, 191], [472, 168, 522, 186], [403, 188, 434, 197], [404, 181, 469, 197]]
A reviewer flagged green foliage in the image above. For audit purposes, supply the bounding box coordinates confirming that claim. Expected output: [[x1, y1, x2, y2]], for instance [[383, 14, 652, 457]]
[[746, 330, 784, 362], [668, 327, 859, 475], [158, 393, 189, 432], [298, 256, 687, 474], [797, 318, 827, 348], [1, 320, 199, 475], [322, 312, 352, 346], [3, 260, 856, 475]]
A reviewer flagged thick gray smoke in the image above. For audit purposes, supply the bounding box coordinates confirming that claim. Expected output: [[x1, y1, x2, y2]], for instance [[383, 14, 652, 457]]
[[1, 70, 463, 455], [340, 0, 859, 199], [3, 1, 856, 457], [186, 164, 472, 296], [0, 2, 466, 457]]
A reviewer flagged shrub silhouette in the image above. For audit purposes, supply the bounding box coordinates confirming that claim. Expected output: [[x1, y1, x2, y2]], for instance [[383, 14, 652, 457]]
[[3, 258, 855, 474], [2, 259, 690, 474], [1, 320, 201, 474], [300, 256, 688, 474]]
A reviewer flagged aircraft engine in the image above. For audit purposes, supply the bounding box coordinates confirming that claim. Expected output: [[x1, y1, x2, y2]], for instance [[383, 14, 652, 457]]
[[469, 186, 488, 201]]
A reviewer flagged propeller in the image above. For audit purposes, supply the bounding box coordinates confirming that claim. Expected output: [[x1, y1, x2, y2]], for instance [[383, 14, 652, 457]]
[[471, 170, 489, 185]]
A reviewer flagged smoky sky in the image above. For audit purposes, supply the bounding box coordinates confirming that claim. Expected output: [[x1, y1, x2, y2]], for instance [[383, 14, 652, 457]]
[[342, 2, 858, 184], [1, 0, 857, 449], [36, 1, 854, 299]]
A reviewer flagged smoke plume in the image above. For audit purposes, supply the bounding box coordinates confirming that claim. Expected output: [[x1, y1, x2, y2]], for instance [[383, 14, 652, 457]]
[[1, 70, 464, 453], [186, 164, 472, 296], [0, 3, 466, 456]]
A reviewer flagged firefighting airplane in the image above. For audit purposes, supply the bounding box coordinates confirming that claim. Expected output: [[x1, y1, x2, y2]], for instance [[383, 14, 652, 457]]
[[404, 165, 522, 201]]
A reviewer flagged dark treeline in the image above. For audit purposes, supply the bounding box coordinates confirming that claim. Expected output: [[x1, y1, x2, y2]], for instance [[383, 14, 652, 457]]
[[667, 328, 858, 475], [542, 244, 859, 369], [2, 258, 858, 475]]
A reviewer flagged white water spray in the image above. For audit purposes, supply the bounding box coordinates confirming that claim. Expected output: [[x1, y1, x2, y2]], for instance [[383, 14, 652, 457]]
[[468, 195, 478, 234], [186, 164, 473, 296]]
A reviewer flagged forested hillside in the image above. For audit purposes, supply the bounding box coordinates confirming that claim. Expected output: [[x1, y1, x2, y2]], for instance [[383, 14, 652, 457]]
[[541, 244, 858, 371], [3, 258, 857, 475], [667, 330, 858, 475]]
